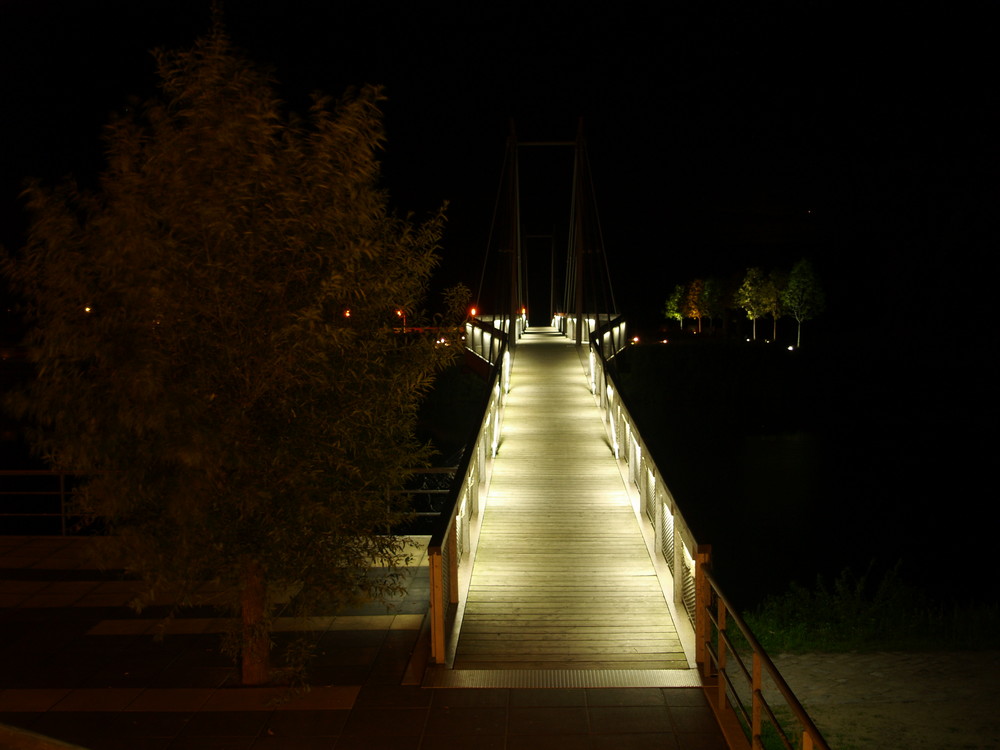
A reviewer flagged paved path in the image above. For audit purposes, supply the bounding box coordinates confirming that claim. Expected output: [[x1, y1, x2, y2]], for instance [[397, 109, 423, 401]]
[[0, 535, 727, 749]]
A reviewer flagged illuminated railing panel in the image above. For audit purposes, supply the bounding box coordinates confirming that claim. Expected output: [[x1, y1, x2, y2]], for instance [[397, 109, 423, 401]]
[[425, 315, 511, 664]]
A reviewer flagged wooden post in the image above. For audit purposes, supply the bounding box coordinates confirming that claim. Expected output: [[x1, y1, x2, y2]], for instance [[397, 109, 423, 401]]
[[752, 651, 763, 748], [695, 544, 712, 680], [428, 549, 445, 663], [59, 472, 66, 537], [448, 523, 459, 604], [240, 557, 270, 685], [718, 598, 728, 709]]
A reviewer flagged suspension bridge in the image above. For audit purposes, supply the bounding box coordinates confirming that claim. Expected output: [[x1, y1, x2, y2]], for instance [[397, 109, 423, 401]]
[[416, 125, 830, 749]]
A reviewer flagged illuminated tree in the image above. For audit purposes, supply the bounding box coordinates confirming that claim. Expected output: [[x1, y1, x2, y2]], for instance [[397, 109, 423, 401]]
[[663, 283, 685, 330], [682, 278, 705, 332], [781, 258, 825, 348], [735, 267, 767, 340], [3, 27, 449, 685]]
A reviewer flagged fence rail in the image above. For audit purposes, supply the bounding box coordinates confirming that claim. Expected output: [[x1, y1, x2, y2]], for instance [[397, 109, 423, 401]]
[[0, 470, 82, 536]]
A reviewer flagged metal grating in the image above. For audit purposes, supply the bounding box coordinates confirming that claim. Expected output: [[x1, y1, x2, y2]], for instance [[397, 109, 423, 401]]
[[423, 667, 703, 689], [644, 468, 656, 522], [661, 502, 675, 575], [682, 559, 697, 622]]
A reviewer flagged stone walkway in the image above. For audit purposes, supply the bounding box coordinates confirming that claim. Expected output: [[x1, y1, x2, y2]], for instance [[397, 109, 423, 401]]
[[0, 535, 727, 749]]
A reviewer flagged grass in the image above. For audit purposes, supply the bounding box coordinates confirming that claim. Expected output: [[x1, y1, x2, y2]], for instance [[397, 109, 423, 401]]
[[743, 562, 1000, 654]]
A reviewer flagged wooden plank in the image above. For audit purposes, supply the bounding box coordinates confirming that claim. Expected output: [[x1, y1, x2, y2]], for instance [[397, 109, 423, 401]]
[[451, 332, 687, 672]]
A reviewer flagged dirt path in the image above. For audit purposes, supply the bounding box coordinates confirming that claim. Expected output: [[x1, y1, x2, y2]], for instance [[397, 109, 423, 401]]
[[770, 651, 1000, 749]]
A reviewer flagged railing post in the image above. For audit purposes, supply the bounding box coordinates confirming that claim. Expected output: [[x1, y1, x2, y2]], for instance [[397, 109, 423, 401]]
[[695, 544, 712, 681], [448, 523, 459, 604], [428, 548, 445, 663], [718, 597, 728, 710], [59, 471, 67, 536], [752, 650, 763, 748]]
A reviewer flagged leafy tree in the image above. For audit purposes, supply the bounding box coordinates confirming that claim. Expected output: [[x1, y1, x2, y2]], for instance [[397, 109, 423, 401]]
[[782, 258, 826, 347], [735, 267, 767, 340], [700, 277, 725, 332], [425, 282, 472, 348], [663, 283, 685, 330], [762, 268, 788, 341], [2, 28, 450, 685], [682, 278, 705, 332]]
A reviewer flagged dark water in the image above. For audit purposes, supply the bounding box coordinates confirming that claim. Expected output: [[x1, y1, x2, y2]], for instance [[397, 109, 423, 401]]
[[613, 340, 996, 611]]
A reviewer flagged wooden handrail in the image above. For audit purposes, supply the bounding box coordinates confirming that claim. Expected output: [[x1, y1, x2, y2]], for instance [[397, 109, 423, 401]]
[[701, 567, 831, 750]]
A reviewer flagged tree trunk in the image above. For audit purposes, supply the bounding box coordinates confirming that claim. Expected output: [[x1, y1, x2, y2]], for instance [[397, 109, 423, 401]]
[[241, 557, 270, 685], [796, 318, 802, 348]]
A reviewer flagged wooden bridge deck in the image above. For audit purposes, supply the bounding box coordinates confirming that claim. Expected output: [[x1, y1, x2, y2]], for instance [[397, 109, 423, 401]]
[[451, 327, 690, 673]]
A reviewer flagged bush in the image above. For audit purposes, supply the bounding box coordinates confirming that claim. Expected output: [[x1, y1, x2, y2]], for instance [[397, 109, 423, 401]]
[[745, 562, 1000, 653]]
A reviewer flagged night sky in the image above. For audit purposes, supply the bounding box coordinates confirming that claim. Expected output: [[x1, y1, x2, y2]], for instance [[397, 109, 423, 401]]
[[3, 2, 996, 328], [1, 1, 998, 599]]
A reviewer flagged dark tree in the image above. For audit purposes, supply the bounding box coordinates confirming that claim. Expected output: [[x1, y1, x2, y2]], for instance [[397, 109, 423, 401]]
[[762, 268, 788, 342], [3, 28, 449, 684], [781, 258, 826, 348], [700, 276, 725, 333]]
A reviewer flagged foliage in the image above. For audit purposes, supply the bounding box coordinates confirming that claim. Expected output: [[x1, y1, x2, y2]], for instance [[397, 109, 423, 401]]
[[734, 266, 767, 340], [2, 27, 450, 683], [663, 283, 685, 329], [682, 278, 704, 332], [441, 282, 472, 326], [699, 276, 725, 329], [744, 563, 1000, 654], [761, 268, 787, 341], [436, 281, 472, 346], [781, 258, 825, 347]]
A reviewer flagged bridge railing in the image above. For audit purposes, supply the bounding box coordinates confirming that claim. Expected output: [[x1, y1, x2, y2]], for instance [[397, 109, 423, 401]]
[[588, 317, 829, 750], [425, 315, 511, 664], [554, 312, 618, 344]]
